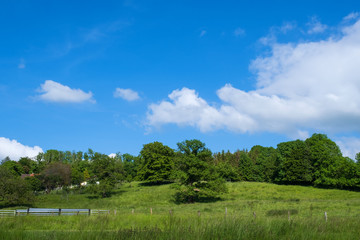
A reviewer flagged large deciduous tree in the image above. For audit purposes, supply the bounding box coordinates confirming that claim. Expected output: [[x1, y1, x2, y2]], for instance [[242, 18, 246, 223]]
[[88, 152, 124, 197], [137, 142, 175, 183], [41, 162, 71, 192], [173, 139, 227, 203], [276, 140, 313, 184]]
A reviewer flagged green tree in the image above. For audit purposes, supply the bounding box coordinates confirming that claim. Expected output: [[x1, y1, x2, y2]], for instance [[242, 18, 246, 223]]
[[276, 140, 313, 184], [1, 160, 24, 176], [18, 157, 36, 174], [122, 153, 141, 181], [355, 152, 360, 165], [71, 167, 84, 185], [237, 150, 256, 181], [305, 133, 343, 187], [213, 150, 241, 181], [43, 149, 64, 164], [41, 162, 72, 192], [173, 140, 227, 203], [249, 145, 278, 182], [83, 168, 90, 181], [90, 152, 124, 183], [25, 175, 44, 192], [137, 142, 175, 183], [0, 167, 34, 206], [88, 152, 124, 197]]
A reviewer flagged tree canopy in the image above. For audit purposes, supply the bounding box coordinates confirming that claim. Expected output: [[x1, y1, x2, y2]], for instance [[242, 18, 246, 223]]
[[137, 142, 175, 183]]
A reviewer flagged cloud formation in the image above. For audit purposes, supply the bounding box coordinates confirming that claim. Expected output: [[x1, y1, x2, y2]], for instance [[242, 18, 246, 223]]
[[343, 12, 359, 21], [336, 137, 360, 159], [114, 88, 140, 101], [18, 58, 25, 69], [147, 19, 360, 139], [307, 16, 327, 34], [200, 30, 207, 37], [0, 137, 43, 161], [234, 28, 245, 37], [37, 80, 95, 103]]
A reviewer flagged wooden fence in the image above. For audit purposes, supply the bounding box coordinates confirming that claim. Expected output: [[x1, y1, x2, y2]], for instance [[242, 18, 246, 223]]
[[0, 208, 110, 217], [0, 210, 16, 217], [0, 208, 333, 222]]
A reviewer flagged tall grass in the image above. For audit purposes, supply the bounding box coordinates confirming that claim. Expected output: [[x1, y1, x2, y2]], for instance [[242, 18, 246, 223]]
[[1, 181, 360, 239], [0, 214, 359, 239]]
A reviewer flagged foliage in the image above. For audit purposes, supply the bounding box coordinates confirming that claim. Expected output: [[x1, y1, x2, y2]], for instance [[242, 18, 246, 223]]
[[25, 175, 44, 192], [0, 132, 359, 202], [90, 152, 124, 184], [70, 167, 84, 185], [248, 145, 278, 182], [0, 167, 34, 206], [276, 140, 313, 184], [215, 161, 241, 181], [173, 139, 227, 203], [1, 160, 24, 176], [18, 157, 36, 174], [87, 180, 114, 198], [41, 162, 72, 192], [137, 142, 175, 183], [305, 133, 359, 188], [122, 153, 141, 182], [83, 168, 90, 181]]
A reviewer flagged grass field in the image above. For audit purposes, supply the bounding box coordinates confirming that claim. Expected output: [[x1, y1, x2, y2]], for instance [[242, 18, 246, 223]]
[[1, 182, 360, 239]]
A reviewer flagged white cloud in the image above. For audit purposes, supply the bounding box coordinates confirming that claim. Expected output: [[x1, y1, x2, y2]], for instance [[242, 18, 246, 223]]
[[307, 16, 327, 34], [280, 22, 296, 34], [147, 19, 360, 140], [114, 88, 140, 101], [0, 137, 43, 161], [343, 12, 359, 21], [37, 80, 95, 103], [234, 28, 245, 37], [18, 58, 25, 69], [336, 137, 360, 159], [108, 153, 116, 158]]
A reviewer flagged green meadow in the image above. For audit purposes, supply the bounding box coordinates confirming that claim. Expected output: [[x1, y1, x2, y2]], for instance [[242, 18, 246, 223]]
[[1, 182, 360, 239]]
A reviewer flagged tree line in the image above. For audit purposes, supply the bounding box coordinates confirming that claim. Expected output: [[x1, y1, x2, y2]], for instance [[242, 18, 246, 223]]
[[1, 133, 360, 206]]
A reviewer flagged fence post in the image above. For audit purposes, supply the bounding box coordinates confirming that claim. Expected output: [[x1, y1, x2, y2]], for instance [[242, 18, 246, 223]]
[[89, 209, 91, 216], [324, 212, 327, 222], [169, 209, 173, 216], [114, 210, 116, 215], [59, 208, 61, 216], [197, 210, 201, 217], [253, 211, 256, 219], [132, 209, 134, 214], [150, 208, 153, 215], [225, 207, 227, 217], [27, 208, 30, 216]]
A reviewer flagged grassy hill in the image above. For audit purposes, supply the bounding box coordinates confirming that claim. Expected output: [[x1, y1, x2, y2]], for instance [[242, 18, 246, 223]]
[[1, 182, 360, 239]]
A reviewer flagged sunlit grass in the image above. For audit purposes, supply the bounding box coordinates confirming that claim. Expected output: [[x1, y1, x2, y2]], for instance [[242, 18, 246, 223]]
[[2, 181, 360, 239]]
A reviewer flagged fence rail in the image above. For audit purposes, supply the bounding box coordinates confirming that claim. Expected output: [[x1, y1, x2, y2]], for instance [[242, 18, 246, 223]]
[[90, 209, 110, 215], [0, 208, 109, 217], [0, 210, 16, 217]]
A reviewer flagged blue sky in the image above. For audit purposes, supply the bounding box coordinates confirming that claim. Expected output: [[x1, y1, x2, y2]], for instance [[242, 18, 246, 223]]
[[1, 0, 360, 160]]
